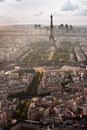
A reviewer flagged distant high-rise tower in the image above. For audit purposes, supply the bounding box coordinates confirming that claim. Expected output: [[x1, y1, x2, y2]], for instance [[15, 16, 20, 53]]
[[49, 14, 56, 49]]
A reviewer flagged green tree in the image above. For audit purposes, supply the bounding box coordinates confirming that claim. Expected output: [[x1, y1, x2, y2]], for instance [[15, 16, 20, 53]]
[[12, 99, 31, 119]]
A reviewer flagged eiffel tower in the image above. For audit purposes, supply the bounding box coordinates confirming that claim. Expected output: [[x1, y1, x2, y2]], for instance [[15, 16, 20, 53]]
[[49, 14, 56, 49]]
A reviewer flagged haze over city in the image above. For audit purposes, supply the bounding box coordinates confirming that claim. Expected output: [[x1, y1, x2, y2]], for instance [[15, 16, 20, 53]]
[[0, 0, 87, 130], [0, 0, 87, 25]]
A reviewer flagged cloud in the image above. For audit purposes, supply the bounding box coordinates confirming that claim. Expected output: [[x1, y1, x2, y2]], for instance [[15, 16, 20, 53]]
[[76, 9, 87, 16], [0, 0, 6, 2], [82, 0, 87, 4], [0, 15, 6, 18], [0, 0, 22, 2], [53, 12, 62, 16], [33, 11, 45, 16], [16, 0, 22, 1], [62, 0, 78, 11]]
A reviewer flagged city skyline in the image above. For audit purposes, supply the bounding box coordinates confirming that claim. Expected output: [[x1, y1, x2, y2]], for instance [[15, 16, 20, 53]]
[[0, 0, 87, 25]]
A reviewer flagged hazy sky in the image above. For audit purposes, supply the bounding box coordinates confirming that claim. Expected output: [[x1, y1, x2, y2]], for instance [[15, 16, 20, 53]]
[[0, 0, 87, 25]]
